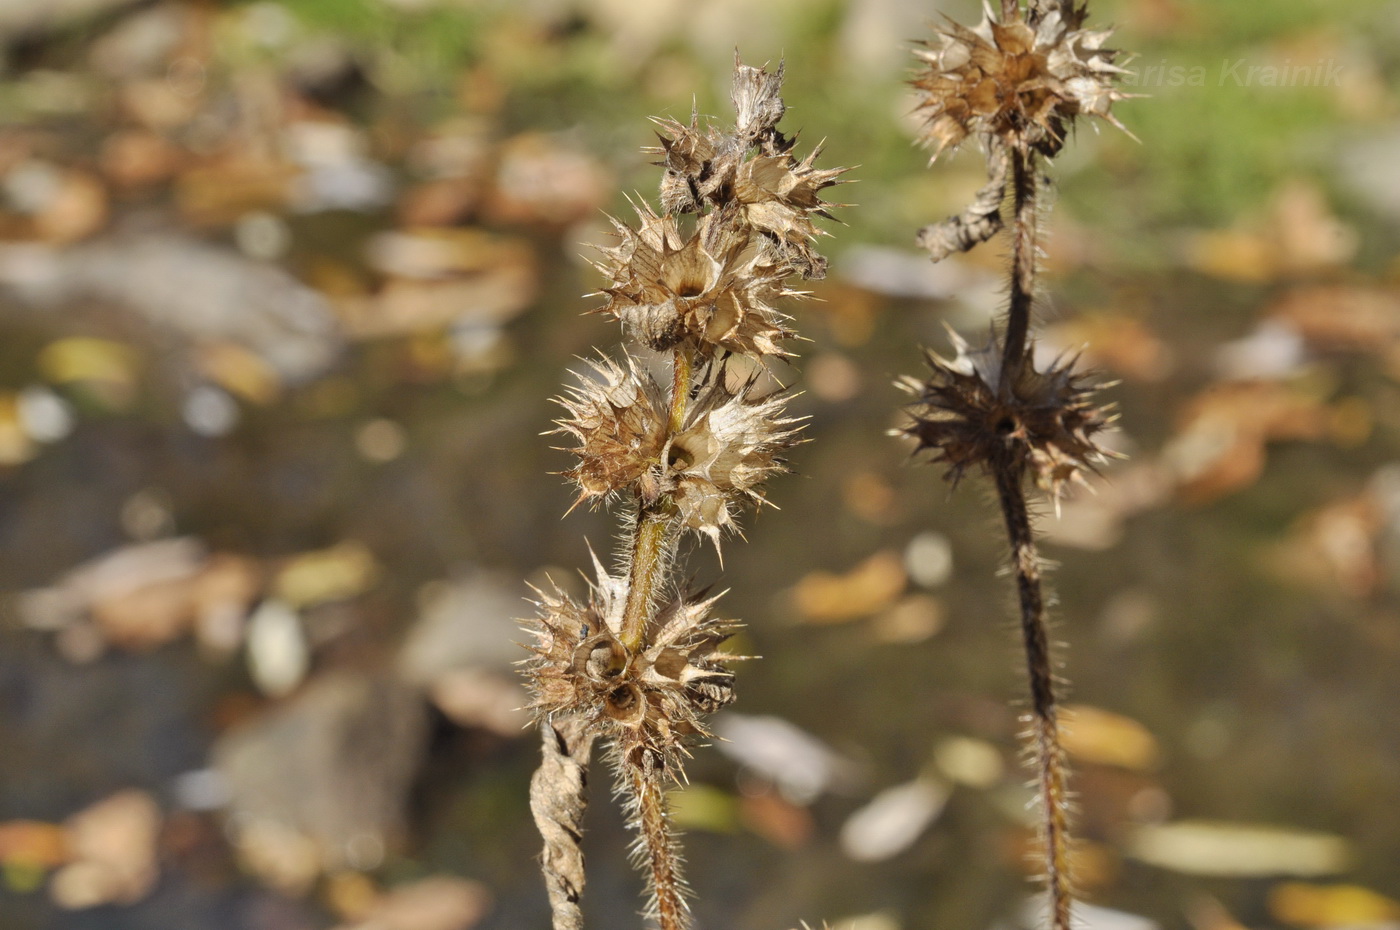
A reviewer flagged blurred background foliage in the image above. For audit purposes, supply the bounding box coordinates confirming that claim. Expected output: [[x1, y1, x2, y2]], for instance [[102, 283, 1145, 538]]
[[2, 0, 1400, 929]]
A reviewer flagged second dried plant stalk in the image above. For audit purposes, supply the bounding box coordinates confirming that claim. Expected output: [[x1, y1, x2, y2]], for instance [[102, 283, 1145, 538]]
[[900, 2, 1131, 928]]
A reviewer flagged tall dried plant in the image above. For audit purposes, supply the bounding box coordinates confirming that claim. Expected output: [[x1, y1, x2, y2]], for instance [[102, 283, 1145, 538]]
[[523, 57, 846, 930], [898, 2, 1131, 928]]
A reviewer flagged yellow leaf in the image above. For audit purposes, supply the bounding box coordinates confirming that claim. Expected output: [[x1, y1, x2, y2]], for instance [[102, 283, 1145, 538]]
[[197, 343, 282, 405], [37, 338, 139, 387], [274, 541, 380, 609], [790, 550, 907, 624], [1061, 704, 1161, 771], [1269, 882, 1400, 928]]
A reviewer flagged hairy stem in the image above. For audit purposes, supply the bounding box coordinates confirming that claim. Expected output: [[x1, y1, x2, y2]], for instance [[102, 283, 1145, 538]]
[[1001, 148, 1038, 395], [992, 456, 1072, 930], [629, 753, 688, 930], [530, 717, 598, 930], [668, 345, 694, 436], [619, 503, 678, 652], [619, 346, 692, 653]]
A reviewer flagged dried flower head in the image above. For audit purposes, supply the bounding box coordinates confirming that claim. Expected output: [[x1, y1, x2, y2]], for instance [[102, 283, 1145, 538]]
[[591, 205, 799, 358], [553, 355, 670, 508], [898, 331, 1114, 500], [912, 2, 1130, 159], [554, 356, 803, 542], [646, 57, 848, 279], [668, 371, 804, 546], [523, 556, 743, 769]]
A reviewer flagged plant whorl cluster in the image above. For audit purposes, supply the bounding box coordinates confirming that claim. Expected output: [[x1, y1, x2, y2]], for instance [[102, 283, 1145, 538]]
[[524, 56, 845, 930]]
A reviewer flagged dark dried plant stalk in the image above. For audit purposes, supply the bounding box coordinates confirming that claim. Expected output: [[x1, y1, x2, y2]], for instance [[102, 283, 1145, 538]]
[[899, 2, 1130, 928], [523, 56, 846, 930]]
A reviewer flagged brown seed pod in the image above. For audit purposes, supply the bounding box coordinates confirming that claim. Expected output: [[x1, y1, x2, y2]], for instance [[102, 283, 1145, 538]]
[[911, 3, 1131, 159], [898, 330, 1116, 501], [522, 555, 746, 767]]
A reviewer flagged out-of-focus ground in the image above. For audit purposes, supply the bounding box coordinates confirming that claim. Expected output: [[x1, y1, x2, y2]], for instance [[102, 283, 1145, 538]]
[[2, 1, 1400, 928]]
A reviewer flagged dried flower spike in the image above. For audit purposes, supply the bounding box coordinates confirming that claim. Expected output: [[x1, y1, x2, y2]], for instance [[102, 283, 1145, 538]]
[[527, 55, 843, 930]]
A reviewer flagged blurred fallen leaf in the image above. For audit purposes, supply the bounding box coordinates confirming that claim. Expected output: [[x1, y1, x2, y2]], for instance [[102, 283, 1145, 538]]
[[37, 337, 139, 390], [118, 77, 201, 129], [325, 871, 380, 922], [483, 132, 610, 228], [713, 713, 860, 804], [176, 158, 298, 226], [1270, 484, 1387, 599], [0, 394, 37, 465], [791, 550, 907, 624], [217, 672, 426, 884], [246, 599, 309, 698], [1184, 180, 1357, 282], [0, 820, 68, 870], [1268, 882, 1400, 928], [273, 540, 380, 609], [1268, 284, 1400, 358], [740, 789, 815, 850], [872, 594, 944, 644], [30, 169, 108, 244], [1061, 704, 1161, 772], [342, 231, 537, 339], [932, 736, 1004, 788], [668, 784, 740, 834], [335, 876, 492, 930], [50, 790, 161, 909], [1162, 381, 1331, 505], [427, 667, 530, 737], [1039, 461, 1173, 550], [1045, 315, 1172, 382], [1127, 820, 1352, 877], [839, 778, 948, 862], [196, 342, 283, 404], [842, 470, 899, 525]]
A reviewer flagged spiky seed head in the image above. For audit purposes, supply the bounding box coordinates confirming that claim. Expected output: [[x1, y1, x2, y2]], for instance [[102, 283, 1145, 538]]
[[666, 372, 805, 548], [591, 205, 799, 359], [730, 55, 787, 143], [554, 357, 804, 542], [899, 331, 1114, 500], [911, 3, 1131, 160], [522, 559, 744, 768], [553, 355, 670, 508], [640, 58, 848, 280]]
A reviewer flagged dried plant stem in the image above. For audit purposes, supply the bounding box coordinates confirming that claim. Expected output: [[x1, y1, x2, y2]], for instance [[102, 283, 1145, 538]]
[[530, 717, 598, 930], [668, 346, 695, 435], [916, 146, 1007, 263], [620, 502, 679, 652], [992, 456, 1071, 930], [629, 754, 688, 930], [1000, 148, 1038, 394]]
